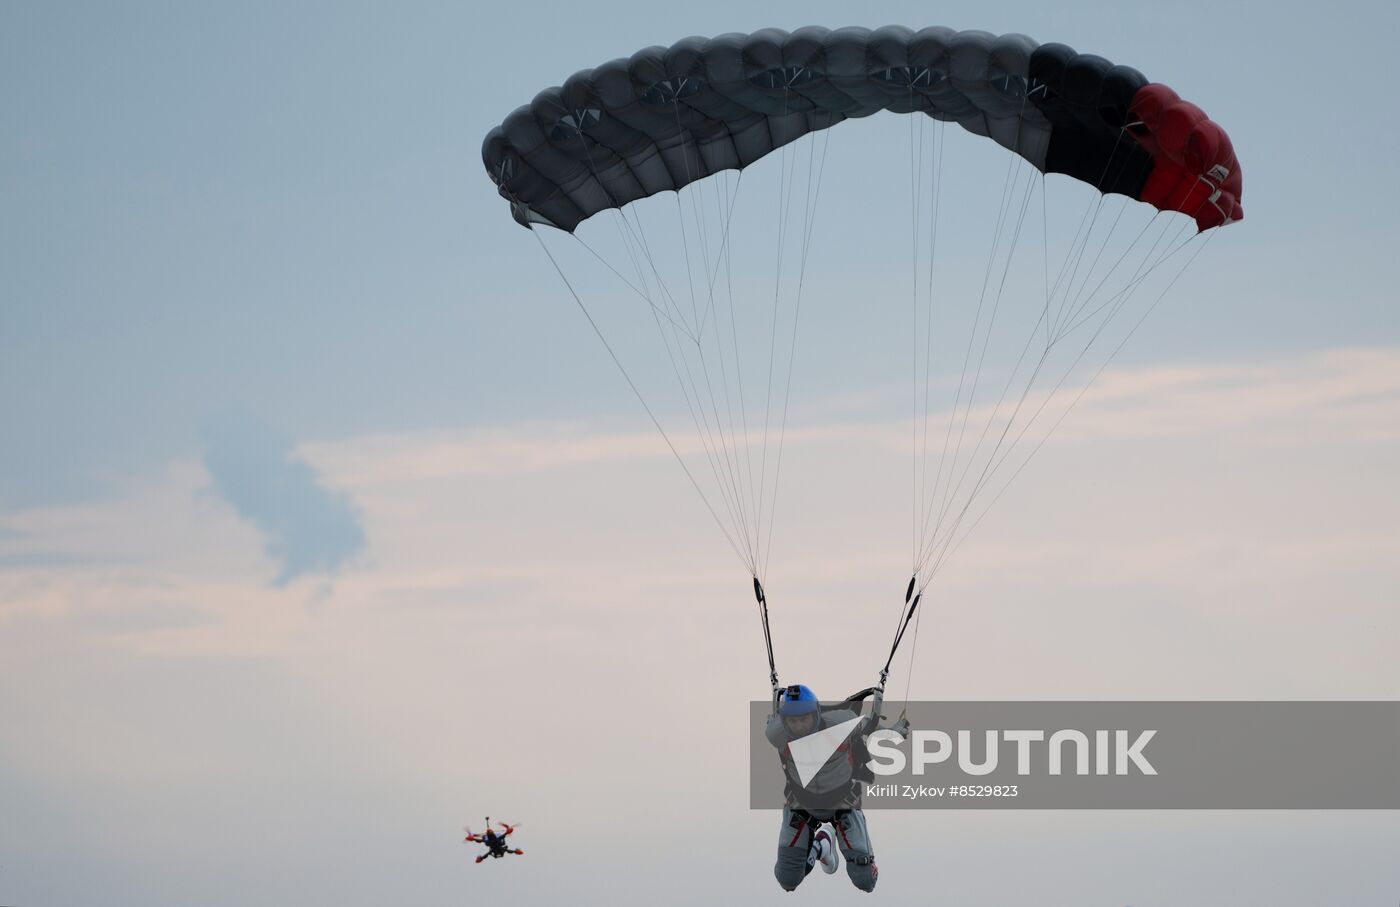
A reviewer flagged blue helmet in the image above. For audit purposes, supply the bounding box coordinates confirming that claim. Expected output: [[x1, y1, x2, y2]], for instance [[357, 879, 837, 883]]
[[778, 684, 820, 717]]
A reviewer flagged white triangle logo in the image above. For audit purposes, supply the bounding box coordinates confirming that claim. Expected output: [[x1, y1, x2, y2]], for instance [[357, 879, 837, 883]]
[[786, 715, 865, 789]]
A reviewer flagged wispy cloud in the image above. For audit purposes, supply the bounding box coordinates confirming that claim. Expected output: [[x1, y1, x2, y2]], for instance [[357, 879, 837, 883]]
[[1, 345, 1395, 660], [303, 346, 1400, 488], [1048, 346, 1400, 445], [201, 409, 365, 585]]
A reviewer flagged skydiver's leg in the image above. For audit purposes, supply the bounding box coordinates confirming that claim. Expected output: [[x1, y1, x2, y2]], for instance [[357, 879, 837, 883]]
[[831, 810, 877, 892], [773, 808, 816, 891]]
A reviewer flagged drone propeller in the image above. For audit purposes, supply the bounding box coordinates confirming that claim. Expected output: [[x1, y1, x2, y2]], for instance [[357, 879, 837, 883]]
[[463, 818, 521, 841]]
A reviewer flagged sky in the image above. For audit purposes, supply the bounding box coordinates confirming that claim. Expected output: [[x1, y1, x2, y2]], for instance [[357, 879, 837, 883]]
[[2, 1, 1399, 905]]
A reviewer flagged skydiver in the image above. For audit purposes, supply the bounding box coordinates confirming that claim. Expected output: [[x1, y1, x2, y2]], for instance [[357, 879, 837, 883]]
[[766, 683, 907, 893]]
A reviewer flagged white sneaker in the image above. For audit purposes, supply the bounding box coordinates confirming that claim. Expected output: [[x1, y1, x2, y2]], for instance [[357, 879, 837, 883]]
[[813, 829, 840, 874]]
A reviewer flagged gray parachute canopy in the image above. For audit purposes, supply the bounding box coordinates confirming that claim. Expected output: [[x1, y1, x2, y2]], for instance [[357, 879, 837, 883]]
[[481, 26, 1242, 232]]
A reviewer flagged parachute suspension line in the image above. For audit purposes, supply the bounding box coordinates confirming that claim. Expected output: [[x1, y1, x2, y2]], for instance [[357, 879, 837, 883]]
[[718, 169, 765, 569], [923, 229, 1217, 580], [960, 89, 1039, 459], [1042, 173, 1052, 348], [753, 91, 794, 582], [1046, 194, 1107, 338], [600, 179, 757, 565], [753, 89, 818, 583], [561, 156, 755, 566], [566, 122, 793, 581], [1048, 196, 1112, 339], [615, 206, 760, 567], [901, 132, 1036, 680], [939, 158, 1041, 516], [1041, 135, 1135, 339], [570, 141, 689, 341], [1047, 126, 1139, 339], [558, 104, 816, 583], [611, 188, 650, 288], [596, 195, 724, 480], [915, 119, 946, 574], [531, 227, 754, 572], [761, 123, 831, 581], [714, 171, 766, 568], [920, 154, 1037, 558], [624, 214, 692, 340], [915, 205, 1216, 582], [919, 125, 1136, 571], [592, 107, 752, 570], [701, 170, 761, 565], [903, 116, 1207, 604], [650, 257, 757, 563], [666, 111, 741, 526], [1057, 211, 1190, 341], [1053, 196, 1132, 338], [668, 114, 704, 333], [900, 110, 946, 694], [918, 243, 1145, 577], [909, 99, 924, 571], [1051, 208, 1163, 343], [595, 152, 698, 346], [697, 165, 744, 332], [621, 200, 686, 326], [569, 233, 695, 340], [922, 162, 1042, 552], [666, 116, 758, 570], [920, 148, 1022, 557], [1043, 127, 1126, 334], [912, 126, 1212, 585], [687, 158, 717, 311]]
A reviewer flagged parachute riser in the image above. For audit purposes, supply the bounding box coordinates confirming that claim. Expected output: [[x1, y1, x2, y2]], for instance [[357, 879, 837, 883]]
[[879, 574, 922, 687], [754, 576, 782, 709]]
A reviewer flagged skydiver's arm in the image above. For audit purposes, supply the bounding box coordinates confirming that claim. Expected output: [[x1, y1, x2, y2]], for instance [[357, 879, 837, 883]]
[[861, 687, 908, 738], [874, 689, 909, 734], [875, 697, 910, 738]]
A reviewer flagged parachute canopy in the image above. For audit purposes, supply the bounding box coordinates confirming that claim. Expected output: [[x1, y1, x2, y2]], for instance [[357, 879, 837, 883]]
[[482, 26, 1242, 233], [480, 26, 1245, 698]]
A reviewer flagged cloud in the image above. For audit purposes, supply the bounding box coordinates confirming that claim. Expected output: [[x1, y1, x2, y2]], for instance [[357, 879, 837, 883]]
[[200, 409, 365, 585], [1, 343, 1395, 663], [301, 346, 1400, 490]]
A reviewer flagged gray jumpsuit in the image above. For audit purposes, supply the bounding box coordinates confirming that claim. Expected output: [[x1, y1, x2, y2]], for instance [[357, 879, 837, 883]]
[[766, 700, 893, 892]]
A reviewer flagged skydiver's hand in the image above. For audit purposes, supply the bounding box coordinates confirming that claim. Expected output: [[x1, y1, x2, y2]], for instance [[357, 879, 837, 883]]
[[889, 717, 910, 739]]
